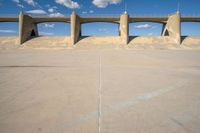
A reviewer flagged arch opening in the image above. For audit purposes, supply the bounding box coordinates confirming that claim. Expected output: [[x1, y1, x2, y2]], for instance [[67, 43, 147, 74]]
[[31, 30, 36, 37], [37, 22, 70, 36], [0, 22, 19, 36], [81, 22, 119, 36], [129, 22, 163, 36], [181, 22, 200, 36]]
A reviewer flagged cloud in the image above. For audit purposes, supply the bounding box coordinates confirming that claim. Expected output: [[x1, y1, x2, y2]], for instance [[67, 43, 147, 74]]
[[43, 23, 55, 28], [0, 30, 16, 33], [82, 11, 87, 14], [40, 32, 54, 36], [12, 0, 24, 8], [26, 9, 47, 14], [148, 33, 153, 36], [55, 0, 80, 9], [89, 10, 94, 13], [98, 28, 109, 33], [48, 8, 55, 13], [49, 12, 65, 17], [12, 0, 19, 3], [92, 0, 122, 8], [48, 6, 58, 13], [23, 0, 37, 7], [134, 24, 155, 29]]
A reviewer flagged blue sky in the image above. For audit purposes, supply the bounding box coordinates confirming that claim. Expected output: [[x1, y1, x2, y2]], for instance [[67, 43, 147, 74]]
[[0, 0, 200, 36]]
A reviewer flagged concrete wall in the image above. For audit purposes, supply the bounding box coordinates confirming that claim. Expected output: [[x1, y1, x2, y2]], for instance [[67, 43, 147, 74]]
[[162, 12, 181, 44], [120, 12, 129, 45], [71, 12, 81, 45], [19, 12, 38, 44]]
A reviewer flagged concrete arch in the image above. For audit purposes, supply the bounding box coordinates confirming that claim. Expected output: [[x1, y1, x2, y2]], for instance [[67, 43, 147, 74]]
[[35, 21, 70, 24], [129, 21, 166, 25], [80, 21, 119, 25]]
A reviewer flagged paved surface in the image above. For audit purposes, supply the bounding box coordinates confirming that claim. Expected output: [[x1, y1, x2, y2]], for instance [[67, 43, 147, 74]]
[[0, 49, 200, 133]]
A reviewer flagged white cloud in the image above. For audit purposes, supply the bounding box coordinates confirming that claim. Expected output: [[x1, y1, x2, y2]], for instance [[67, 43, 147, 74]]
[[92, 0, 121, 8], [82, 10, 94, 14], [48, 8, 55, 13], [134, 24, 155, 29], [43, 23, 55, 28], [12, 0, 20, 3], [49, 12, 65, 17], [48, 6, 58, 13], [0, 30, 16, 33], [17, 3, 24, 8], [89, 10, 94, 13], [26, 9, 47, 14], [82, 11, 87, 14], [98, 28, 109, 33], [24, 0, 37, 7], [40, 32, 54, 36], [12, 0, 24, 8], [55, 0, 80, 9], [148, 33, 153, 36]]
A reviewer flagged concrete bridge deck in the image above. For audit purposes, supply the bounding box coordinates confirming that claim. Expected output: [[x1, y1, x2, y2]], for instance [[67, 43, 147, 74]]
[[1, 16, 200, 23]]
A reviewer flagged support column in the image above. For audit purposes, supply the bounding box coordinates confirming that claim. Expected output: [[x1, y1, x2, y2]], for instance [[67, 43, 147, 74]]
[[162, 12, 181, 44], [120, 12, 129, 45], [19, 12, 38, 44], [70, 11, 81, 45]]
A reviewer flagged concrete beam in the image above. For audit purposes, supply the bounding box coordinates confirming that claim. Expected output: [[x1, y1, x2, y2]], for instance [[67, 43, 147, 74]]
[[70, 12, 81, 45], [19, 12, 38, 44], [33, 17, 70, 24], [162, 12, 181, 44], [120, 12, 129, 45]]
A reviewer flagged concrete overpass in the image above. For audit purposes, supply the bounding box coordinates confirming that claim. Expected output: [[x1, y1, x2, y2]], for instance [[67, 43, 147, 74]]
[[0, 11, 200, 45]]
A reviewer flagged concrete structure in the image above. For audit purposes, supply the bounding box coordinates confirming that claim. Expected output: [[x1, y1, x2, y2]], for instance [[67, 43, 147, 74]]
[[0, 11, 200, 46], [1, 50, 200, 133]]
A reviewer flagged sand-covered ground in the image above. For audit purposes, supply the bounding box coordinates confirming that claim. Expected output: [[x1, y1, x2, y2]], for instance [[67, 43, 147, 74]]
[[0, 49, 200, 133], [1, 36, 200, 50]]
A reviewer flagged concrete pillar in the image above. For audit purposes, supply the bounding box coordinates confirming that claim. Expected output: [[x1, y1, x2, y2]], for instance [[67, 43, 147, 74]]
[[162, 12, 181, 44], [120, 12, 129, 45], [70, 12, 81, 45], [19, 12, 38, 44]]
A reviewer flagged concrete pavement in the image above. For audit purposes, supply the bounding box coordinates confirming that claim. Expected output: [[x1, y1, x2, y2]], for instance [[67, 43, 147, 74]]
[[0, 49, 200, 133]]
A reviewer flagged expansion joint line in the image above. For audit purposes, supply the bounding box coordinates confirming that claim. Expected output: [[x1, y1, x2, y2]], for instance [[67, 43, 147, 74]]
[[98, 55, 102, 133]]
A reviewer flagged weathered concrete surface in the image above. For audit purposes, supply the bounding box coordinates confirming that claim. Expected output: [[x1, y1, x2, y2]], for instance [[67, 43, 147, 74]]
[[0, 49, 200, 133], [71, 12, 81, 45], [19, 12, 39, 44], [162, 12, 181, 44], [120, 12, 129, 44]]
